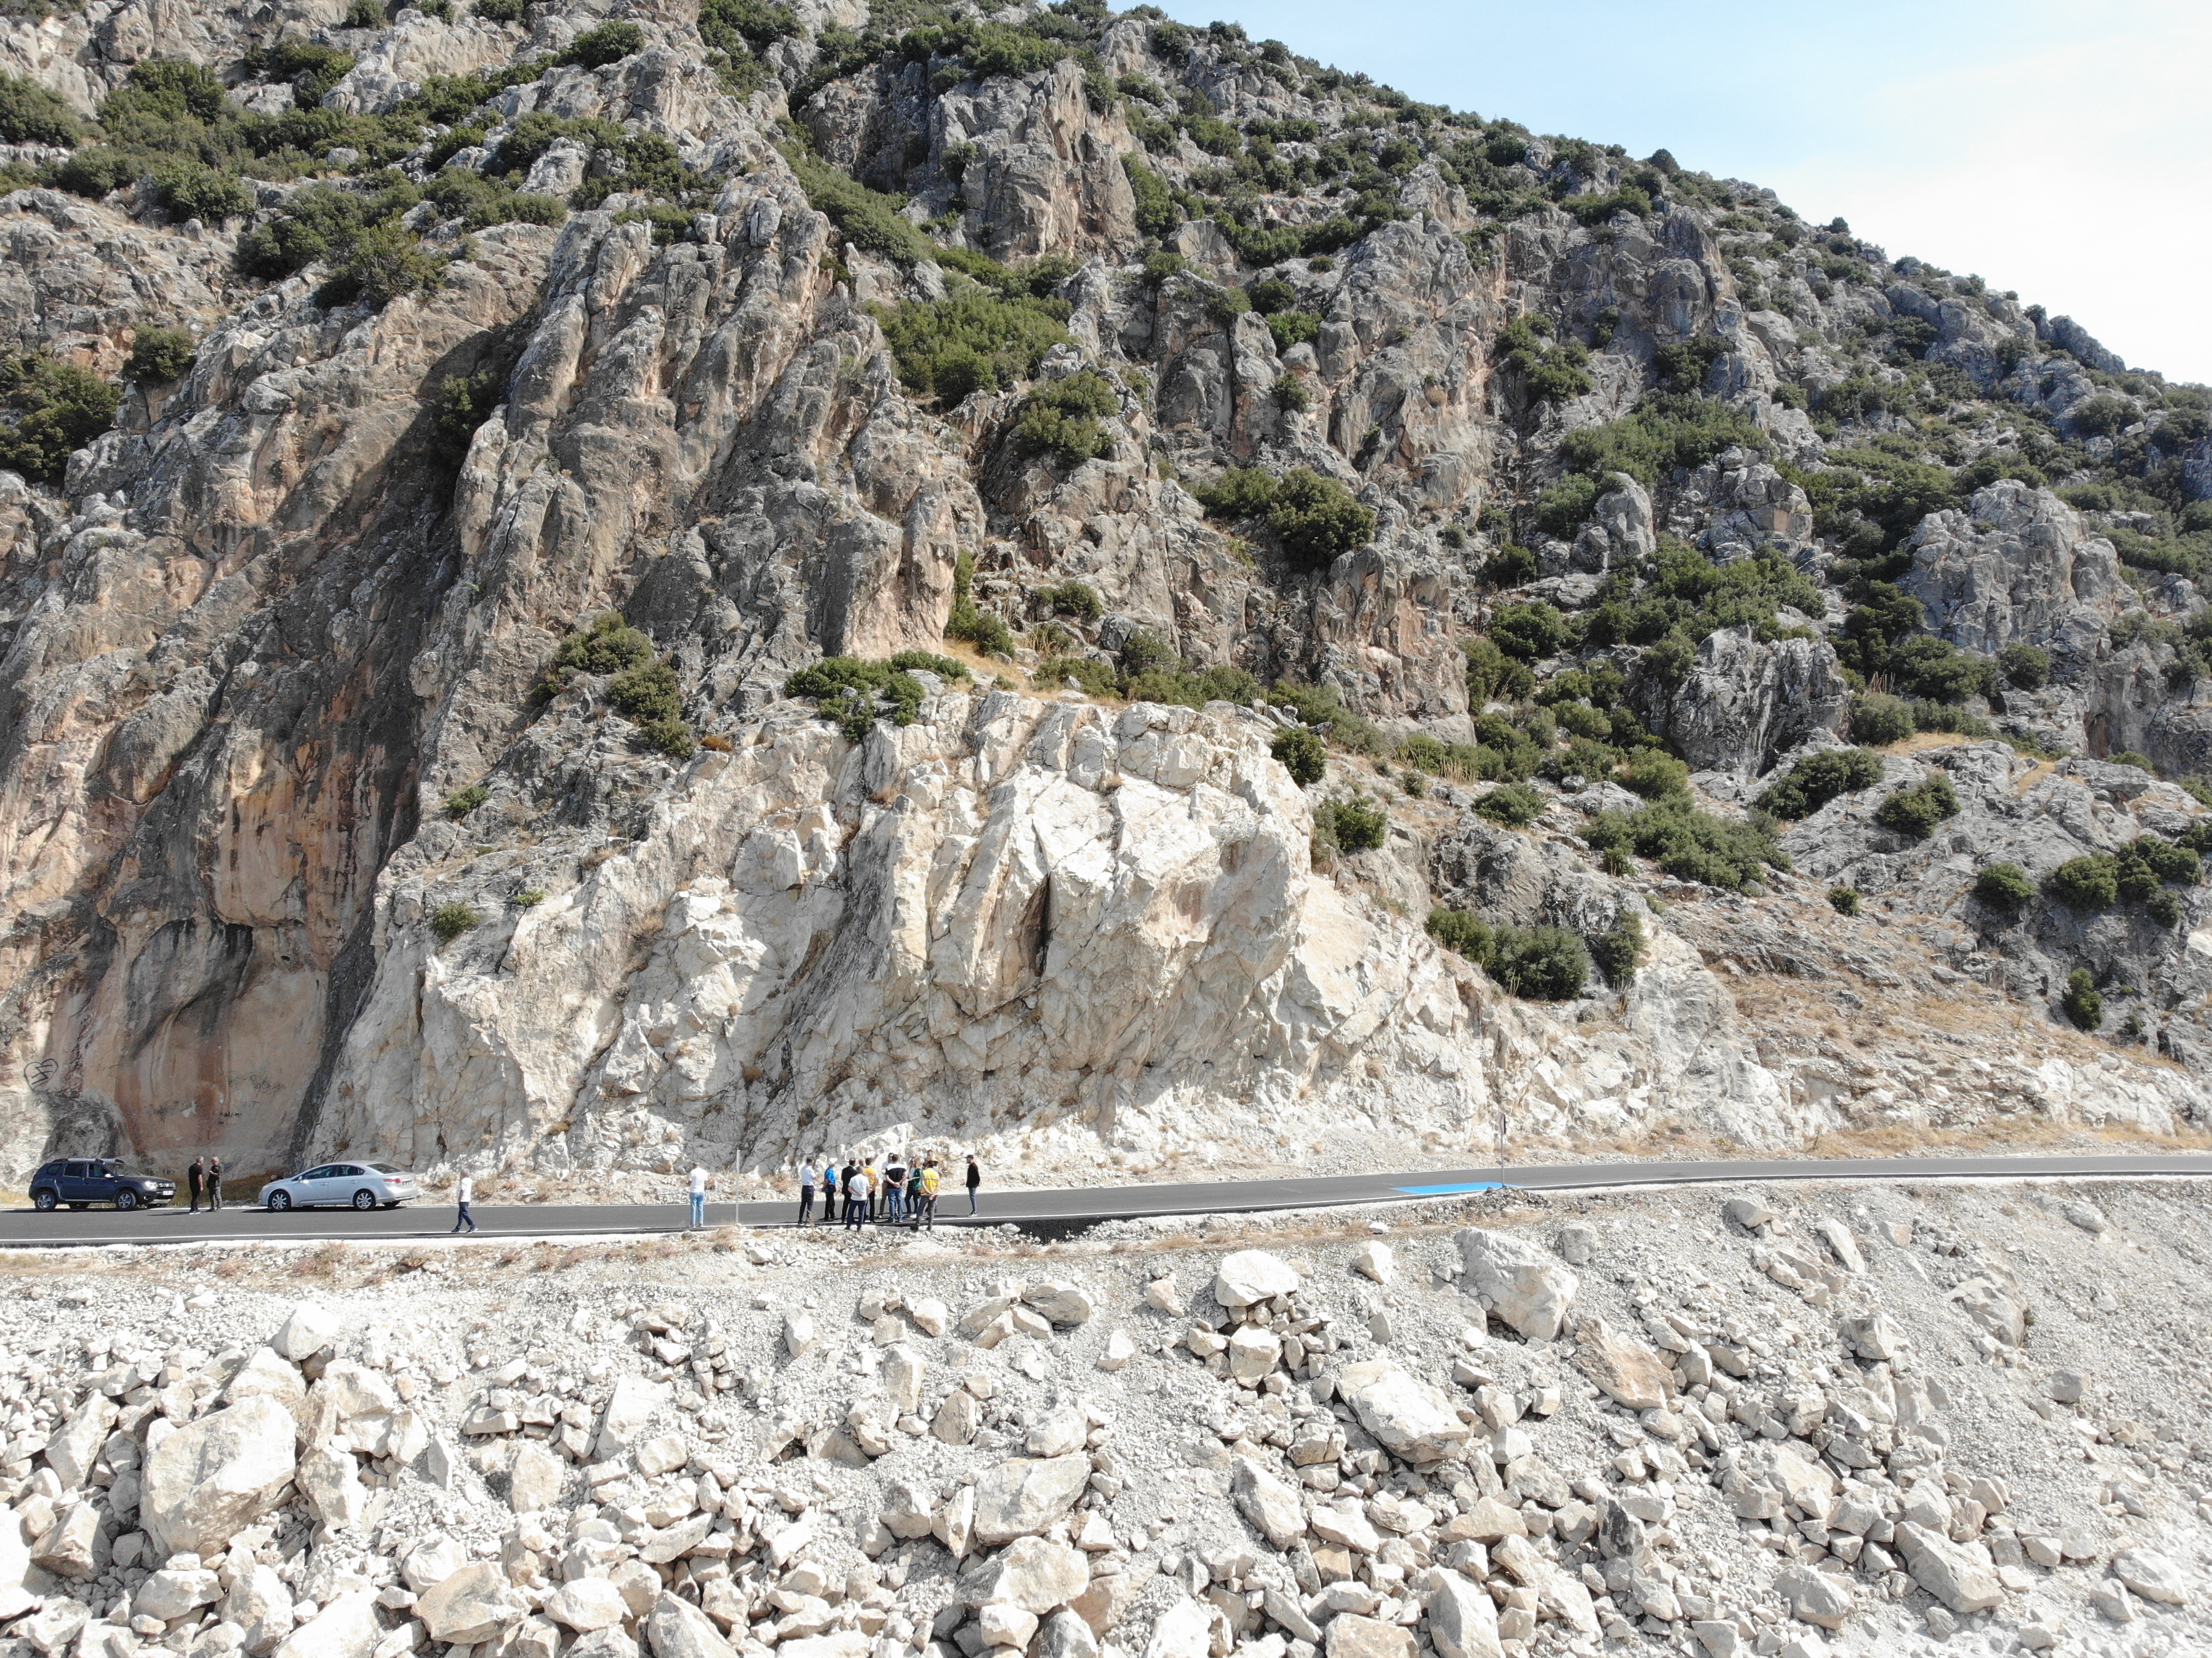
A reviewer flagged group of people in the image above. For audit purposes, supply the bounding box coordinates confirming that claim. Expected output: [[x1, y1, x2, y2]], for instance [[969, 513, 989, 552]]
[[184, 1156, 224, 1212], [796, 1152, 978, 1229]]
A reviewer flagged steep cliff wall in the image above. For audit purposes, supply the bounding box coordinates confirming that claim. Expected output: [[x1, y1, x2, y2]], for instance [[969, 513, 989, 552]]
[[0, 0, 2206, 1179]]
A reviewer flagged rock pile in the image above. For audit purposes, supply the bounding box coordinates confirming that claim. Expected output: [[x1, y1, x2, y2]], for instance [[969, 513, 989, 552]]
[[0, 1177, 2207, 1658]]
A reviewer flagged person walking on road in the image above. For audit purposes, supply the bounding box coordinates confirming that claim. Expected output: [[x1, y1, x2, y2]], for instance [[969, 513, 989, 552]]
[[187, 1157, 205, 1215], [689, 1163, 710, 1229], [865, 1158, 880, 1221], [905, 1158, 925, 1228], [452, 1174, 476, 1234], [822, 1160, 839, 1223], [919, 1160, 939, 1230], [206, 1156, 223, 1211], [965, 1155, 980, 1215], [797, 1159, 817, 1226]]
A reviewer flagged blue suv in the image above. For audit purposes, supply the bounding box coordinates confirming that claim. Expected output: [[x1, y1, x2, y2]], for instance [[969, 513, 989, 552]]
[[29, 1159, 178, 1211]]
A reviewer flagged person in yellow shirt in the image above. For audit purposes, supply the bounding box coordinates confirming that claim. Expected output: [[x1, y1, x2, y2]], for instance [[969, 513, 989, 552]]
[[919, 1161, 940, 1229]]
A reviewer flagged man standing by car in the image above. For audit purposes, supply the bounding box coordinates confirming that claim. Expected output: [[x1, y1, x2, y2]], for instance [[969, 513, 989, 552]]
[[187, 1156, 204, 1214], [689, 1163, 709, 1229], [206, 1155, 224, 1211], [452, 1173, 476, 1234]]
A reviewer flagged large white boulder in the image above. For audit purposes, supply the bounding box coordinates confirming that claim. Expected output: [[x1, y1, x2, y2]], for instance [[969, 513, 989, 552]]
[[1454, 1229, 1578, 1341], [142, 1396, 298, 1558], [1332, 1360, 1470, 1463], [972, 1456, 1092, 1546], [1212, 1251, 1299, 1309]]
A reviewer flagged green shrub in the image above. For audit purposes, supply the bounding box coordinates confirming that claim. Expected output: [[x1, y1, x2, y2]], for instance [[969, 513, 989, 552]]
[[548, 612, 654, 682], [471, 0, 520, 17], [1426, 906, 1589, 999], [787, 148, 934, 265], [639, 715, 695, 759], [125, 327, 196, 384], [1589, 912, 1644, 985], [510, 887, 546, 907], [608, 659, 682, 726], [1998, 641, 2049, 690], [699, 0, 796, 56], [2061, 968, 2101, 1031], [1271, 681, 1385, 754], [1123, 154, 1180, 238], [51, 146, 136, 200], [1123, 663, 1262, 710], [1273, 373, 1310, 412], [1271, 726, 1326, 786], [1014, 370, 1117, 464], [560, 21, 644, 69], [1119, 629, 1174, 676], [1490, 600, 1573, 661], [425, 369, 503, 448], [1038, 580, 1103, 621], [872, 279, 1073, 401], [1556, 396, 1768, 486], [1425, 906, 1489, 958], [1194, 466, 1279, 518], [1463, 637, 1534, 705], [2045, 853, 2118, 911], [1534, 473, 1599, 539], [1314, 795, 1386, 856], [1582, 798, 1787, 891], [0, 351, 119, 483], [1755, 748, 1884, 819], [429, 902, 480, 942], [1828, 886, 1860, 916], [1486, 924, 1589, 1000], [944, 552, 1014, 657], [316, 221, 447, 309], [151, 159, 250, 223], [1973, 861, 2036, 914], [2109, 750, 2155, 773], [1268, 468, 1374, 570], [1849, 693, 1915, 747], [783, 654, 967, 735], [1033, 655, 1117, 696], [2148, 889, 2184, 928], [1266, 311, 1321, 353], [1616, 751, 1689, 801], [443, 783, 488, 819], [1475, 783, 1544, 827], [0, 71, 81, 146], [1486, 542, 1536, 586], [1873, 773, 1958, 840]]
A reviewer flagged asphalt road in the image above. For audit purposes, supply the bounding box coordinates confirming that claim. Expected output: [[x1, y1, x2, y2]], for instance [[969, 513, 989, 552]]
[[6, 1149, 2212, 1248]]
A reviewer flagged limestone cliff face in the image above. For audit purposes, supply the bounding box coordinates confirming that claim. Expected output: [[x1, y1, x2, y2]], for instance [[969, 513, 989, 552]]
[[0, 0, 2205, 1178]]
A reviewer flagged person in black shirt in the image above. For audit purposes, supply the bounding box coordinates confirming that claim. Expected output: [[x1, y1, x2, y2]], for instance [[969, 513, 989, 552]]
[[965, 1155, 981, 1215], [883, 1155, 907, 1223]]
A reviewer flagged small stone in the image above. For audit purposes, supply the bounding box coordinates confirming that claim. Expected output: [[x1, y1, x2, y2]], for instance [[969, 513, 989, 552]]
[[1097, 1330, 1135, 1371], [274, 1305, 341, 1363], [1142, 1277, 1185, 1317], [544, 1579, 628, 1633], [1322, 1613, 1415, 1658], [1350, 1241, 1393, 1284], [2048, 1369, 2085, 1405], [1770, 1565, 1852, 1630], [1213, 1251, 1300, 1308], [1453, 1229, 1578, 1341], [508, 1443, 564, 1513], [1553, 1226, 1595, 1266], [416, 1564, 530, 1645], [1722, 1198, 1774, 1232]]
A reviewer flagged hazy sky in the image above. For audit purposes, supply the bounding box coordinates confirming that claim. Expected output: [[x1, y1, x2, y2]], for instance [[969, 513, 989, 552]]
[[1151, 0, 2212, 385]]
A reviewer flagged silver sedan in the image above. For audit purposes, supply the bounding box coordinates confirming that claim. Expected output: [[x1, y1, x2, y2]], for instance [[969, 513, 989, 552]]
[[259, 1163, 421, 1211]]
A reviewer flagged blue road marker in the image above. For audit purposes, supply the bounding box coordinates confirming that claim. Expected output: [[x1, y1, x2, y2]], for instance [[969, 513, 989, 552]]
[[1391, 1182, 1510, 1196]]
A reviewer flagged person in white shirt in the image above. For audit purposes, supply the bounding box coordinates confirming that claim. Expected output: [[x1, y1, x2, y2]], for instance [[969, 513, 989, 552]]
[[689, 1164, 709, 1228], [797, 1160, 818, 1226], [452, 1174, 476, 1234]]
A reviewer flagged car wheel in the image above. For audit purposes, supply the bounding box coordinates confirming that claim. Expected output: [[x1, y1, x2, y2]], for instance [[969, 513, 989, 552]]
[[268, 1191, 292, 1212], [32, 1190, 55, 1211], [352, 1190, 375, 1211], [115, 1190, 139, 1211]]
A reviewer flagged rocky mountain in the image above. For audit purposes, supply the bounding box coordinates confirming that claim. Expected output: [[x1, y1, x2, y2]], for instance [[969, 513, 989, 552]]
[[1, 0, 2210, 1181]]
